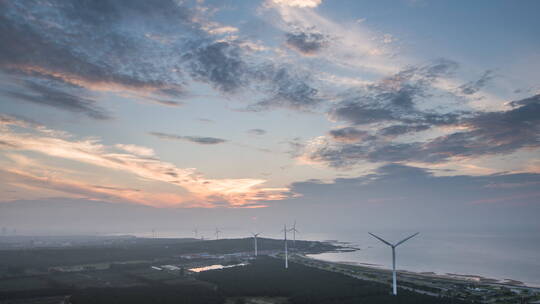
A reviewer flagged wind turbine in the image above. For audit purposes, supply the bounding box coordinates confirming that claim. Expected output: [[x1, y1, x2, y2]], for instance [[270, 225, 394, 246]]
[[290, 220, 299, 249], [251, 232, 260, 256], [281, 224, 289, 269], [368, 232, 419, 296], [193, 228, 198, 239], [215, 228, 221, 240]]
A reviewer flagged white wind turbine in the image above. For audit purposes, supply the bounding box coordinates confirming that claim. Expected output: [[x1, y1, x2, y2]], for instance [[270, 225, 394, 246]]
[[251, 232, 261, 256], [368, 232, 419, 296], [290, 220, 299, 249], [215, 228, 221, 240], [281, 224, 290, 269], [193, 228, 198, 238]]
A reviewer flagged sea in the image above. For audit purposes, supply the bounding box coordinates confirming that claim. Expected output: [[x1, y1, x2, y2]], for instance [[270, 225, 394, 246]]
[[127, 229, 540, 287]]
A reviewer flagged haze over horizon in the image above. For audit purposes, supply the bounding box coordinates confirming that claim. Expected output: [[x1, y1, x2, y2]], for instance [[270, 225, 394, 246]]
[[1, 0, 539, 236]]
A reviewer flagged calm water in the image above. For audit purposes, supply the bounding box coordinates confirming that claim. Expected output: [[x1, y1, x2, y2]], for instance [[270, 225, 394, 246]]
[[127, 230, 540, 287], [302, 231, 540, 287]]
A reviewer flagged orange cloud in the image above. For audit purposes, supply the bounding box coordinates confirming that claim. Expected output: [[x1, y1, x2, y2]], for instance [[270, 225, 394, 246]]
[[0, 168, 192, 207], [0, 115, 291, 207], [11, 65, 160, 94]]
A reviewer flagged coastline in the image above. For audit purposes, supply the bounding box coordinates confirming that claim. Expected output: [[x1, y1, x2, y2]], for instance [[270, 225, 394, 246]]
[[303, 244, 540, 290]]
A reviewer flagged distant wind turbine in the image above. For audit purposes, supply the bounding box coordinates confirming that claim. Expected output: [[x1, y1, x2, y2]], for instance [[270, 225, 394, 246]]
[[193, 228, 198, 238], [281, 224, 289, 269], [290, 220, 299, 249], [251, 232, 260, 256], [215, 228, 221, 240], [368, 232, 419, 296]]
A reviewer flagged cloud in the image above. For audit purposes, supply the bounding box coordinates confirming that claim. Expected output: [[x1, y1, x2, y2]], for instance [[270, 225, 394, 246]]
[[328, 127, 373, 143], [184, 42, 322, 110], [149, 132, 227, 145], [115, 144, 155, 157], [249, 67, 321, 111], [261, 1, 403, 77], [291, 163, 540, 207], [248, 129, 267, 136], [0, 0, 327, 114], [207, 26, 239, 35], [0, 168, 186, 207], [270, 0, 323, 8], [2, 80, 110, 120], [378, 124, 431, 137], [0, 3, 187, 92], [150, 99, 185, 107], [0, 115, 290, 207], [285, 163, 540, 230], [0, 0, 476, 119], [328, 59, 460, 126], [299, 94, 540, 167], [186, 42, 248, 93], [0, 0, 202, 118], [459, 70, 495, 95], [285, 31, 329, 55]]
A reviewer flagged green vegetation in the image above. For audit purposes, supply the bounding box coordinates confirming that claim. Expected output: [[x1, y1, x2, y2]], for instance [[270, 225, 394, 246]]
[[70, 284, 224, 304], [48, 271, 144, 289], [0, 238, 336, 272], [199, 257, 472, 304], [0, 277, 52, 292]]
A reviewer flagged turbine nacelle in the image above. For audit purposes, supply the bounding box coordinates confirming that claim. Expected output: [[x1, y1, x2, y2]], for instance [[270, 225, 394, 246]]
[[368, 232, 419, 248]]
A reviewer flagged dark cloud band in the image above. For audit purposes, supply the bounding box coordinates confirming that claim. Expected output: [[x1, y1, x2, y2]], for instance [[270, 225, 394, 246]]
[[149, 132, 227, 145]]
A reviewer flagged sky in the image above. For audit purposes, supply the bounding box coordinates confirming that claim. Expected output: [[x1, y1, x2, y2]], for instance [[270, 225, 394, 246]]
[[0, 0, 539, 235]]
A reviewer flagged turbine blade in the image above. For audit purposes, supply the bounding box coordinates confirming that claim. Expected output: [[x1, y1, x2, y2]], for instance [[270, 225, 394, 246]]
[[395, 232, 419, 247], [368, 232, 394, 247]]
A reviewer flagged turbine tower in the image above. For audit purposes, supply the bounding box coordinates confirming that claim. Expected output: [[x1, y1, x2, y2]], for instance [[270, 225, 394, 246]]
[[281, 224, 289, 269], [251, 233, 260, 256], [215, 228, 221, 240], [368, 232, 419, 296], [290, 220, 299, 249], [193, 228, 198, 239]]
